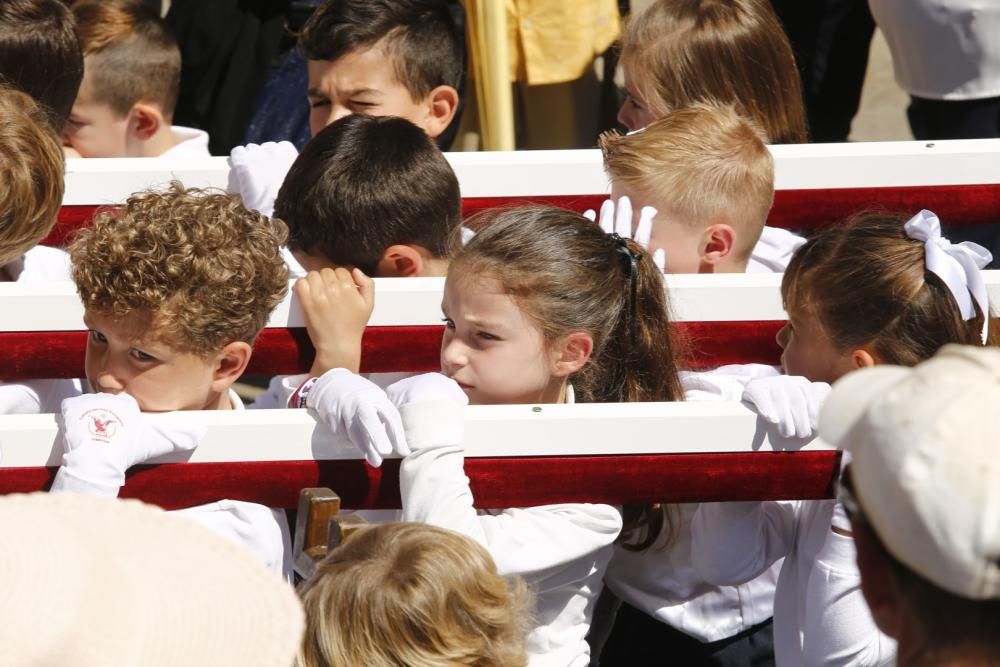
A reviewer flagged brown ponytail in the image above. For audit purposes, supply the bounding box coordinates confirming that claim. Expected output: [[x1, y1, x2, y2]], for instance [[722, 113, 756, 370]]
[[783, 212, 995, 366]]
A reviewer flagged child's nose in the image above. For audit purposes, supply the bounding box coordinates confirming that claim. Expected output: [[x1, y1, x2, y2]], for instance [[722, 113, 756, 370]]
[[440, 338, 468, 370], [93, 370, 126, 394]]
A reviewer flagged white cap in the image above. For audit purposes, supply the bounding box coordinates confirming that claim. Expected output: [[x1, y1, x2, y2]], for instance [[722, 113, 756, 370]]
[[819, 344, 1000, 600], [0, 493, 304, 666]]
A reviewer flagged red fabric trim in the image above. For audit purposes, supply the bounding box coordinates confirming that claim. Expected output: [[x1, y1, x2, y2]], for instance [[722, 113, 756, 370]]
[[46, 184, 1000, 246], [2, 451, 840, 509], [0, 322, 782, 380]]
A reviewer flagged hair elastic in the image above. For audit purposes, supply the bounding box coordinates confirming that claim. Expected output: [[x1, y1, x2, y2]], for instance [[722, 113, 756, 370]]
[[610, 233, 641, 346], [904, 210, 992, 344]]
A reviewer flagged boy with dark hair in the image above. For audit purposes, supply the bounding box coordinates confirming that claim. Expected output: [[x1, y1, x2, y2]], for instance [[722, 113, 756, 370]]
[[230, 0, 464, 217], [251, 113, 462, 408], [0, 0, 84, 132], [64, 0, 209, 157], [275, 113, 460, 278], [299, 0, 462, 140]]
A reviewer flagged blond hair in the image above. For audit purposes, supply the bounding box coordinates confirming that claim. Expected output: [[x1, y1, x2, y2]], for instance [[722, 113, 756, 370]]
[[0, 85, 65, 267], [600, 104, 774, 258], [69, 183, 289, 356], [621, 0, 807, 144], [297, 523, 531, 667]]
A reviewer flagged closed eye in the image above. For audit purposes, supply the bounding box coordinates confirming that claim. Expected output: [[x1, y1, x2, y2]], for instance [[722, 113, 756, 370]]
[[477, 331, 500, 341], [88, 329, 107, 344]]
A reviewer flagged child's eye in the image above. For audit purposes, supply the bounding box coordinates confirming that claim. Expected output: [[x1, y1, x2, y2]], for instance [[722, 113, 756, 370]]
[[477, 331, 500, 341], [626, 94, 642, 111], [129, 348, 157, 363], [441, 317, 455, 330], [349, 100, 375, 109], [88, 329, 107, 344], [309, 98, 330, 109]]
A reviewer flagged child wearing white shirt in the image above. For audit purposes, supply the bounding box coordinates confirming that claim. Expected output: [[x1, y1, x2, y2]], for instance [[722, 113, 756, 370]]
[[693, 210, 993, 665], [300, 206, 686, 666]]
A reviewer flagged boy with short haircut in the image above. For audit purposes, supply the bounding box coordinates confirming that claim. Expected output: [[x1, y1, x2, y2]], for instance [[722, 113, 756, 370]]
[[252, 113, 462, 408], [54, 183, 293, 575], [299, 0, 462, 142], [275, 113, 461, 278], [0, 0, 83, 133], [0, 85, 81, 414], [230, 0, 463, 216], [64, 0, 209, 158], [599, 103, 802, 274]]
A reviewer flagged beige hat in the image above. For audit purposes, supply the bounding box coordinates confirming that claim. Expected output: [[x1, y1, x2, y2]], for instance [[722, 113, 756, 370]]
[[819, 344, 1000, 600], [0, 492, 304, 666]]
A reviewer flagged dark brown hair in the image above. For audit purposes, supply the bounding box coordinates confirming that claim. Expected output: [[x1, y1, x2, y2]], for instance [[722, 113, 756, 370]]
[[456, 207, 685, 547], [274, 114, 462, 275], [71, 0, 181, 118], [0, 0, 83, 131], [783, 212, 994, 366], [621, 0, 807, 144], [300, 0, 463, 101]]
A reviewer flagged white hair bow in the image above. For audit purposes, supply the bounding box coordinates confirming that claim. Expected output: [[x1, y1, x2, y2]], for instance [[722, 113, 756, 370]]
[[904, 209, 992, 343]]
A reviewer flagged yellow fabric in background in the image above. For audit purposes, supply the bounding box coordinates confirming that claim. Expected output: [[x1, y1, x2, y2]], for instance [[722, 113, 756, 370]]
[[506, 0, 621, 85]]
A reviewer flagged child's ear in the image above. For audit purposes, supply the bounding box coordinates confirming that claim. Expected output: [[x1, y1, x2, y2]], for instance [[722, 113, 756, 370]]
[[421, 84, 459, 138], [551, 332, 594, 378], [852, 347, 878, 369], [699, 223, 736, 266], [209, 341, 253, 393], [376, 244, 426, 277], [129, 101, 164, 141]]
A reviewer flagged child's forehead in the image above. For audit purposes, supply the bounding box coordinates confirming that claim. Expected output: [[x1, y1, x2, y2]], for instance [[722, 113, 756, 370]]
[[307, 42, 406, 93]]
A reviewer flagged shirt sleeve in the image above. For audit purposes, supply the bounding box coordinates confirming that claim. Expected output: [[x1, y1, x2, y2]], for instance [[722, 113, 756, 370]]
[[691, 499, 799, 586]]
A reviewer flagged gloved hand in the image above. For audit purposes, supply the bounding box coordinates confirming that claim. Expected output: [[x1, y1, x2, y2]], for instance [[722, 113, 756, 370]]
[[385, 372, 469, 408], [56, 393, 205, 494], [306, 369, 410, 467], [584, 195, 665, 271], [228, 141, 299, 217], [387, 374, 467, 454], [742, 375, 832, 440]]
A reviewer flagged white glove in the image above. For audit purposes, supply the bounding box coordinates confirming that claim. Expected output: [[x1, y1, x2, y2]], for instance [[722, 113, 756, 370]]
[[387, 374, 467, 455], [306, 368, 410, 467], [228, 141, 299, 217], [584, 195, 665, 271], [742, 375, 832, 440], [385, 372, 469, 408], [55, 393, 205, 495]]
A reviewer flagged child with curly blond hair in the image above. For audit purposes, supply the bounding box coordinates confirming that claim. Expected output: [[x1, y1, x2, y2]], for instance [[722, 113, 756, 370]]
[[52, 183, 295, 577], [297, 522, 531, 667]]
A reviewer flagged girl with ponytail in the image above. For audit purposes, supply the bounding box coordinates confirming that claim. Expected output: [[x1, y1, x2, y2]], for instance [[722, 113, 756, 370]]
[[303, 205, 684, 666]]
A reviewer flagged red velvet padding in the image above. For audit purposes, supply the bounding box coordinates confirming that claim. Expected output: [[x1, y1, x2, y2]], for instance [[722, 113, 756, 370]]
[[0, 321, 784, 380], [45, 183, 1000, 247], [1, 450, 840, 509]]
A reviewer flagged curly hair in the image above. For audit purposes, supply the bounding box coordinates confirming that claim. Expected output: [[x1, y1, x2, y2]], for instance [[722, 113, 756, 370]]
[[297, 522, 531, 667], [0, 85, 65, 267], [69, 183, 289, 356]]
